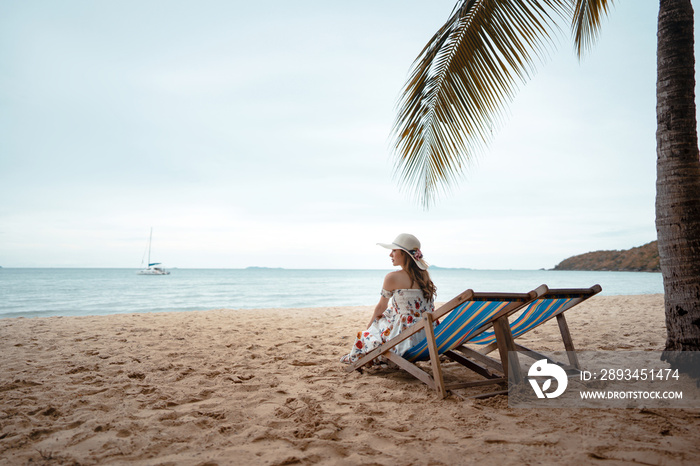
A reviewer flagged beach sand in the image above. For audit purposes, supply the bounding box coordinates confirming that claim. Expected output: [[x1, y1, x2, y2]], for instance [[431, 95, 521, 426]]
[[1, 294, 699, 465]]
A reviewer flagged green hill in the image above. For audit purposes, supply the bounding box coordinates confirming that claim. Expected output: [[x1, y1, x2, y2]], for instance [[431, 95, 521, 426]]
[[554, 241, 660, 272]]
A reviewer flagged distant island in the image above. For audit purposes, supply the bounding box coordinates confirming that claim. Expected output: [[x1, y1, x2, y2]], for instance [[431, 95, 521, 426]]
[[430, 266, 473, 270], [554, 241, 660, 272]]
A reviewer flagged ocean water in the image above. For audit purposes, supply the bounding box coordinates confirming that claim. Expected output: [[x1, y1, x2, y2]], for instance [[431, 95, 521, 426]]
[[0, 268, 664, 319]]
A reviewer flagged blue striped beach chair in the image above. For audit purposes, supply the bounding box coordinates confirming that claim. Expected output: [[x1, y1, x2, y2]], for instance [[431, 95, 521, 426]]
[[465, 285, 602, 372], [345, 284, 601, 399]]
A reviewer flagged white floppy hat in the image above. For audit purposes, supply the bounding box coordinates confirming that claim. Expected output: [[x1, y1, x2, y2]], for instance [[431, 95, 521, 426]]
[[377, 233, 429, 270]]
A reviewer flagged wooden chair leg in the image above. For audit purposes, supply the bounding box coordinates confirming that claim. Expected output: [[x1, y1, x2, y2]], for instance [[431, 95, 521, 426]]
[[424, 313, 447, 398], [492, 315, 522, 385], [556, 313, 580, 369]]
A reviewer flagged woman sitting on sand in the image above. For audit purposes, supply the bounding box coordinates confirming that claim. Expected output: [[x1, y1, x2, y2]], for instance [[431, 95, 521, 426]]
[[340, 233, 437, 364]]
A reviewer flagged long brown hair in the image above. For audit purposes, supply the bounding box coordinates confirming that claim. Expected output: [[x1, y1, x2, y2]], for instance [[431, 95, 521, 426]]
[[399, 250, 436, 301]]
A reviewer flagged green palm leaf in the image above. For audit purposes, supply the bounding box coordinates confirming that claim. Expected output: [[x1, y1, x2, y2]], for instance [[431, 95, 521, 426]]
[[573, 0, 615, 56], [392, 0, 573, 207]]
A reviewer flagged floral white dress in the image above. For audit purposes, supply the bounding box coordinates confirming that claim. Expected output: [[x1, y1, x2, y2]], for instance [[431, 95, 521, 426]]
[[341, 288, 435, 364]]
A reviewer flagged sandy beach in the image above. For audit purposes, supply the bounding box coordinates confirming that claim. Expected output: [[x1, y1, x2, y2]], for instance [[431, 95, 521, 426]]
[[2, 293, 699, 465]]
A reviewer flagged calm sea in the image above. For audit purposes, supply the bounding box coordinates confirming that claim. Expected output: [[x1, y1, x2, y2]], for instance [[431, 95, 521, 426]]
[[0, 268, 663, 319]]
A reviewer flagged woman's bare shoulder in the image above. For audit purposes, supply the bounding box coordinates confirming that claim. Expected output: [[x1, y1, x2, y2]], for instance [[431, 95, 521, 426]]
[[383, 270, 411, 290]]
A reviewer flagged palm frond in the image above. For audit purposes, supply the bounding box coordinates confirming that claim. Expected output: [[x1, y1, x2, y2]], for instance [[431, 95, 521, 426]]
[[391, 0, 572, 207], [573, 0, 615, 57]]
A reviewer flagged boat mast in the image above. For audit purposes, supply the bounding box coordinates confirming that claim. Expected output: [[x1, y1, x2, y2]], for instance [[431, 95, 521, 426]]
[[147, 227, 153, 267]]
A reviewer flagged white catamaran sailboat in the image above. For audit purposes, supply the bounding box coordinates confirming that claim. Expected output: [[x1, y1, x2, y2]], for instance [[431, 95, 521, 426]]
[[138, 228, 170, 275]]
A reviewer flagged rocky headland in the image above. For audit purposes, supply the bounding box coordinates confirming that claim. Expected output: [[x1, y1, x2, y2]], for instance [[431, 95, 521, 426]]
[[554, 241, 660, 272]]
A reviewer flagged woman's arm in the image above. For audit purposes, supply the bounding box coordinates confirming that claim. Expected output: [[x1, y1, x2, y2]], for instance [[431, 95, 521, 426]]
[[366, 272, 399, 328], [368, 296, 390, 328]]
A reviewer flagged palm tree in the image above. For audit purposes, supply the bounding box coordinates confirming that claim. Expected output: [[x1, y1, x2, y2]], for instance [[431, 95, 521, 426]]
[[392, 0, 700, 374]]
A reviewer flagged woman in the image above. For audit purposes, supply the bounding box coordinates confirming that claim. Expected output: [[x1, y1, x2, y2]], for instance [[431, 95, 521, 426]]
[[340, 233, 437, 364]]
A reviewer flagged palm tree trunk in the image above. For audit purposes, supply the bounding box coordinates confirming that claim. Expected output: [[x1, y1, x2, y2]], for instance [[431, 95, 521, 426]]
[[656, 0, 700, 374]]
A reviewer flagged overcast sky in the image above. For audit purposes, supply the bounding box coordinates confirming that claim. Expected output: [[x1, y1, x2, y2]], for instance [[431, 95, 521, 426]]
[[0, 1, 688, 269]]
